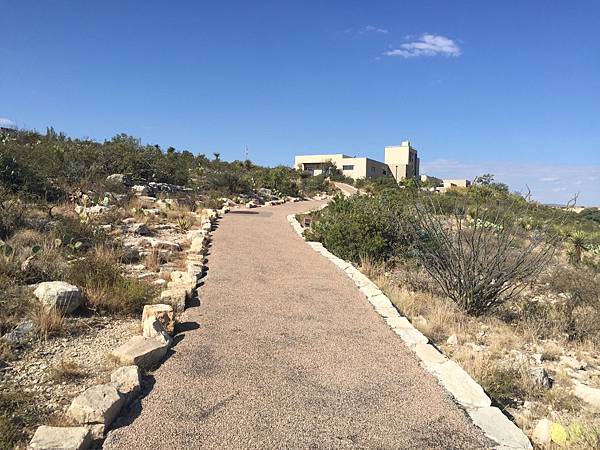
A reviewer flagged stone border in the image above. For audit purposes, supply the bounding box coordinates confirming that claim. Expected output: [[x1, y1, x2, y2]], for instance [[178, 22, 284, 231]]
[[29, 207, 227, 449], [287, 212, 533, 450]]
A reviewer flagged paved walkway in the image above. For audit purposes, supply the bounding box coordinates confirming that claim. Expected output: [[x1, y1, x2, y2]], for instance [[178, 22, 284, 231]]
[[105, 201, 487, 449]]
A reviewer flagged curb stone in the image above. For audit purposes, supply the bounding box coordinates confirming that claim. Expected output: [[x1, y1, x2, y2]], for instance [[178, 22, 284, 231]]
[[287, 212, 533, 450]]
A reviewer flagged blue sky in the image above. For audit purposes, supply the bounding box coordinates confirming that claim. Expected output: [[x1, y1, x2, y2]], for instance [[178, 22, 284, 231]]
[[1, 1, 599, 204]]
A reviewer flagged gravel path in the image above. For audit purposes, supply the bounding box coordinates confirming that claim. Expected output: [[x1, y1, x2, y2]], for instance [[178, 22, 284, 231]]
[[105, 200, 488, 449]]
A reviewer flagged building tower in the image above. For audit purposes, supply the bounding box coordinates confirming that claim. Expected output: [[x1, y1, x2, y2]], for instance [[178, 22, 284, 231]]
[[384, 141, 419, 182]]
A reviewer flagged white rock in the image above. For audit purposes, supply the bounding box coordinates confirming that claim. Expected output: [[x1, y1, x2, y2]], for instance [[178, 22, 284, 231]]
[[110, 335, 170, 369], [560, 355, 587, 371], [67, 384, 124, 427], [110, 365, 141, 402], [142, 304, 175, 335], [131, 185, 150, 196], [531, 418, 552, 445], [160, 288, 187, 312], [170, 270, 198, 286], [573, 381, 600, 410], [29, 425, 91, 450], [469, 407, 532, 449], [34, 281, 81, 314], [446, 334, 459, 345]]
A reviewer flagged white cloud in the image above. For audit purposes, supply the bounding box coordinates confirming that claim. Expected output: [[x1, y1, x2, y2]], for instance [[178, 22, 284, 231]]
[[0, 118, 16, 129], [420, 158, 600, 206], [385, 34, 461, 58], [365, 25, 388, 34]]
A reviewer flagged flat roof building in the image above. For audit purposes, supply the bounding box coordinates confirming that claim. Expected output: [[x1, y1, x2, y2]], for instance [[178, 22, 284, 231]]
[[294, 141, 419, 182]]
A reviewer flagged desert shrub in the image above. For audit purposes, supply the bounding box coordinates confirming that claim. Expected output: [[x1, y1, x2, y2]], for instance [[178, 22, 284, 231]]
[[68, 250, 154, 314], [308, 190, 411, 262], [52, 218, 105, 252], [299, 174, 330, 196], [0, 191, 26, 240], [49, 360, 86, 382], [579, 208, 600, 224], [543, 266, 600, 343], [406, 192, 557, 315]]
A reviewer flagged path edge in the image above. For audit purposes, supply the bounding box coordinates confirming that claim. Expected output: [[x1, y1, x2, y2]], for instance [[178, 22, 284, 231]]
[[287, 212, 533, 450]]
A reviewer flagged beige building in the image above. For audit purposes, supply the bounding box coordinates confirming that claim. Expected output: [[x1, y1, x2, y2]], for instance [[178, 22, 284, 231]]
[[294, 141, 419, 182]]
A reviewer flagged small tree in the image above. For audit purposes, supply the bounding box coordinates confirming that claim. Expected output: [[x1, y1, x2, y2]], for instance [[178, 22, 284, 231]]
[[405, 191, 560, 315]]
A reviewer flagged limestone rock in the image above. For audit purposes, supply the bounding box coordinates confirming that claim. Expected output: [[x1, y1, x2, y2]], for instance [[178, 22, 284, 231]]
[[573, 381, 600, 410], [110, 335, 169, 369], [530, 367, 552, 389], [3, 319, 35, 345], [110, 365, 141, 402], [446, 334, 459, 345], [160, 288, 187, 312], [170, 270, 198, 286], [142, 318, 173, 346], [131, 185, 150, 196], [560, 355, 587, 371], [34, 281, 81, 314], [67, 384, 124, 428], [469, 407, 532, 449], [142, 304, 175, 335], [29, 425, 91, 450], [532, 418, 552, 445]]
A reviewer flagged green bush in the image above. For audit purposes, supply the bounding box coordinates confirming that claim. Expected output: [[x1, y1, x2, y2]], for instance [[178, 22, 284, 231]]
[[308, 190, 412, 262]]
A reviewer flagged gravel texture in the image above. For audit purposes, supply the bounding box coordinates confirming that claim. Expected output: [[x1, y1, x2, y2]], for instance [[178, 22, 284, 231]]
[[105, 201, 489, 449]]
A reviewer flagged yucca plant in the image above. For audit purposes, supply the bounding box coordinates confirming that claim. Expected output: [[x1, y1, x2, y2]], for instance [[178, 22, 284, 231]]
[[176, 217, 191, 233], [568, 231, 589, 264]]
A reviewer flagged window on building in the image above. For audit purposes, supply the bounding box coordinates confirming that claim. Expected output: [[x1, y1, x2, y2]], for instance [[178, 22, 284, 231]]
[[383, 170, 387, 175], [370, 167, 375, 173], [342, 165, 354, 171]]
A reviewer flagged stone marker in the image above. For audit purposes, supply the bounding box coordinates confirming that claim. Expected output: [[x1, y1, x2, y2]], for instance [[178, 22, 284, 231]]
[[110, 335, 170, 369], [29, 425, 91, 450], [33, 281, 81, 314], [142, 304, 175, 335], [67, 384, 124, 428]]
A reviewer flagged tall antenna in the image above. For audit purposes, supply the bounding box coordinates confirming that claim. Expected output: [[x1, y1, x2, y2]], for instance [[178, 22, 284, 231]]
[[245, 145, 249, 161]]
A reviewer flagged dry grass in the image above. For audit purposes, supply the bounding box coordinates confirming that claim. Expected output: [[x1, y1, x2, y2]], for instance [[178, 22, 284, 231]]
[[48, 360, 86, 382], [541, 341, 563, 361], [144, 249, 169, 273], [28, 303, 65, 340], [359, 258, 600, 449]]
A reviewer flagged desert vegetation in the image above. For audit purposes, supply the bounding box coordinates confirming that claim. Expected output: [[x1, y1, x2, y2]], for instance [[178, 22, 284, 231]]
[[307, 178, 600, 448], [0, 127, 328, 448]]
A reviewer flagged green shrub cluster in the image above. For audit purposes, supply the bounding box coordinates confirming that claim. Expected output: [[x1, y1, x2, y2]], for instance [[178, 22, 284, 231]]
[[0, 128, 331, 201], [307, 190, 413, 262]]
